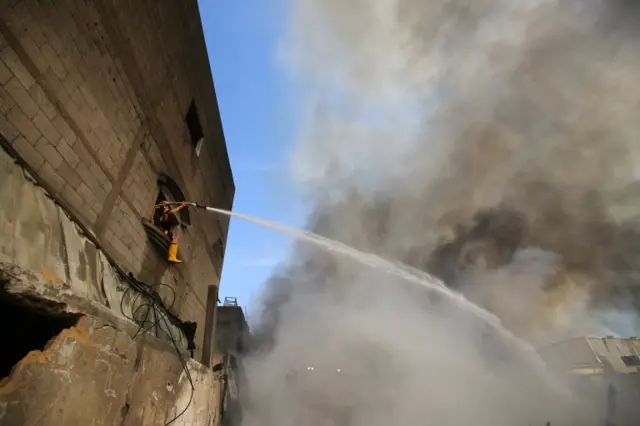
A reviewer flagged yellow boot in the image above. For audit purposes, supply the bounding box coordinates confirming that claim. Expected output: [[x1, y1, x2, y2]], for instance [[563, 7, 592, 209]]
[[168, 242, 182, 263]]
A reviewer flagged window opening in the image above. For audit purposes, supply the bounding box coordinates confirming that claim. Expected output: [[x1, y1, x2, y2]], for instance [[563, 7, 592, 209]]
[[1, 295, 81, 378], [150, 190, 186, 238], [621, 355, 640, 366], [143, 176, 191, 264], [152, 191, 180, 225], [154, 175, 191, 226], [152, 191, 169, 228], [186, 100, 204, 157], [147, 188, 190, 264]]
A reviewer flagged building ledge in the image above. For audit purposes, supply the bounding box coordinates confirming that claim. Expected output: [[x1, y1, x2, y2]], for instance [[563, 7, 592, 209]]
[[141, 217, 171, 252]]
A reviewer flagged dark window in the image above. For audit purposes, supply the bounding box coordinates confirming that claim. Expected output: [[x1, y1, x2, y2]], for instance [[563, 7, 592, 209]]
[[152, 191, 168, 227], [143, 178, 190, 257], [621, 355, 640, 366], [151, 191, 181, 238], [155, 175, 191, 226], [185, 100, 204, 156]]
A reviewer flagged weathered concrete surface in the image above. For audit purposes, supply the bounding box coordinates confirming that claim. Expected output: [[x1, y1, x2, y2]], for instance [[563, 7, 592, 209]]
[[0, 1, 238, 422], [0, 146, 187, 349], [0, 0, 232, 361], [213, 307, 250, 426], [0, 129, 235, 425], [216, 306, 250, 355], [0, 266, 221, 426], [538, 337, 640, 426]]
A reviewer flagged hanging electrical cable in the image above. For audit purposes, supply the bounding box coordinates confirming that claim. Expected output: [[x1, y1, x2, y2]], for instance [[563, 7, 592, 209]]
[[119, 275, 196, 426], [121, 199, 240, 425]]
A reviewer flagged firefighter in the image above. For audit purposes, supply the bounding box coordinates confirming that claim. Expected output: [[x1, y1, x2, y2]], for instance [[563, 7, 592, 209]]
[[158, 202, 189, 263]]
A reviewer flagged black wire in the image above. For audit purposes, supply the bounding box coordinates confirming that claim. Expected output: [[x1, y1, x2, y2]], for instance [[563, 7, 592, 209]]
[[159, 307, 195, 425], [3, 262, 196, 425], [119, 275, 195, 425]]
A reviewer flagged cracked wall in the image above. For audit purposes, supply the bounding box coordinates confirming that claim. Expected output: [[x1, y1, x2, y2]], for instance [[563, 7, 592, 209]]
[[0, 0, 234, 363], [0, 1, 235, 423], [0, 139, 227, 425], [0, 270, 222, 426], [0, 145, 187, 349]]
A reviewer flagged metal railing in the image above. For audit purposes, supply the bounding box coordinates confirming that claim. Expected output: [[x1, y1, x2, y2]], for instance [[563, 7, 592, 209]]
[[223, 297, 238, 306]]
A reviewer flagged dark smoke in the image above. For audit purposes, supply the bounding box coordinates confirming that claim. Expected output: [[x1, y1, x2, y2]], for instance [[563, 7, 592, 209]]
[[241, 0, 640, 425], [427, 183, 640, 307], [255, 0, 640, 344]]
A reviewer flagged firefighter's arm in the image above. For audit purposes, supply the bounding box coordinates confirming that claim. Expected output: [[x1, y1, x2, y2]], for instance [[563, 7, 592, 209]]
[[168, 202, 188, 215]]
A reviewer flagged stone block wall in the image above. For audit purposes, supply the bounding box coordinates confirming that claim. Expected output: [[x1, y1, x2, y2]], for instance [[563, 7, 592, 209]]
[[0, 0, 234, 360], [0, 55, 232, 426]]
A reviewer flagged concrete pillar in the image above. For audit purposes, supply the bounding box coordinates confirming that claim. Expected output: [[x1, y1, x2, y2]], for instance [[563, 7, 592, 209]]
[[201, 284, 219, 368]]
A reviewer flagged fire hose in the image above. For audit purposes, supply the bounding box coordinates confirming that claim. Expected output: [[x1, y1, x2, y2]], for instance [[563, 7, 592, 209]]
[[155, 200, 221, 213]]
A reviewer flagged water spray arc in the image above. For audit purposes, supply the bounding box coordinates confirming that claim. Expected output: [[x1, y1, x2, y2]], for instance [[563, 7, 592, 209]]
[[159, 201, 541, 363]]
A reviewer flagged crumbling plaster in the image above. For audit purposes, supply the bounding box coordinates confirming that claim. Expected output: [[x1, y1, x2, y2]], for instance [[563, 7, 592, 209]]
[[0, 141, 222, 425], [1, 264, 222, 426]]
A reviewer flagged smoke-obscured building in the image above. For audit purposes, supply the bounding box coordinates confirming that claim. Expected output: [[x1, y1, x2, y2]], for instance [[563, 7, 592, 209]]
[[212, 297, 251, 426], [538, 336, 640, 426], [0, 0, 235, 424]]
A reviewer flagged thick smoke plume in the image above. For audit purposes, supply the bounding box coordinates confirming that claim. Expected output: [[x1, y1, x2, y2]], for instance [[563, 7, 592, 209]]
[[241, 0, 640, 425]]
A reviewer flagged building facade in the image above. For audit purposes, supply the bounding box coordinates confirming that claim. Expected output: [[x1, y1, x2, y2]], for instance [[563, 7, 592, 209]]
[[538, 336, 640, 426], [0, 0, 234, 424]]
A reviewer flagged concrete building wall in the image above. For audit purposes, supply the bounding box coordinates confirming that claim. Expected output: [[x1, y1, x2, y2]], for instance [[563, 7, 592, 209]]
[[537, 337, 602, 372], [0, 144, 227, 425], [0, 148, 189, 348], [0, 1, 236, 424], [0, 0, 234, 360], [537, 337, 640, 426], [1, 266, 223, 426], [216, 305, 250, 356]]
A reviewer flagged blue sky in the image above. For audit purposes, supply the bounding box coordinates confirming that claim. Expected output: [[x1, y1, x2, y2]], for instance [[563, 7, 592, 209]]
[[198, 1, 306, 316]]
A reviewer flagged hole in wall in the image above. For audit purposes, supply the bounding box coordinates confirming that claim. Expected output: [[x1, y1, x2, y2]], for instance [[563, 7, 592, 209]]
[[0, 292, 82, 379]]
